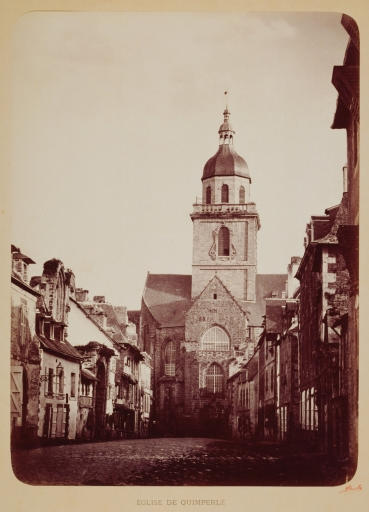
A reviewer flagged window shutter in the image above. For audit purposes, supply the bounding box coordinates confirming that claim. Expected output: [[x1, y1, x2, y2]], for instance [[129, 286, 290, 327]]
[[51, 407, 57, 437], [62, 406, 68, 438], [10, 366, 23, 425]]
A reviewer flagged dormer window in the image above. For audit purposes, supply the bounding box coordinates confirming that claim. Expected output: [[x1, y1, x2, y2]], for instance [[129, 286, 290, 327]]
[[44, 323, 50, 339]]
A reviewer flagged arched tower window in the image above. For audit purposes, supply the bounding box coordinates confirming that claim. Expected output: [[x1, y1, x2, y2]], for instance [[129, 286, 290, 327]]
[[218, 226, 230, 256], [201, 326, 230, 351], [221, 184, 229, 203], [239, 186, 245, 204], [206, 363, 223, 393], [164, 340, 176, 376], [206, 186, 211, 204]]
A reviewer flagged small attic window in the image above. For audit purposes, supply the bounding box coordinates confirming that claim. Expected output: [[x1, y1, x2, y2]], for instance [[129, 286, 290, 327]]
[[213, 293, 217, 300]]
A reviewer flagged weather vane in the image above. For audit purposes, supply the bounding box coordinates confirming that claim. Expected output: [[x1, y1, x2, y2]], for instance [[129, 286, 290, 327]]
[[224, 90, 229, 110]]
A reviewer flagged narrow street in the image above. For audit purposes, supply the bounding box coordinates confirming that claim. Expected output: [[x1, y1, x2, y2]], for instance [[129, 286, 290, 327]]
[[12, 437, 345, 486]]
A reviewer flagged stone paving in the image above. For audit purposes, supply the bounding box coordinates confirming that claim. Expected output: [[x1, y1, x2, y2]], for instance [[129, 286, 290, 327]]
[[11, 437, 346, 486]]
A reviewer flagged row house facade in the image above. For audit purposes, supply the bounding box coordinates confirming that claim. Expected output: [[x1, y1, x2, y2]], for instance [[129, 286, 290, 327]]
[[226, 257, 300, 444], [225, 16, 359, 484], [330, 13, 359, 478], [227, 351, 258, 440], [11, 246, 41, 445], [10, 250, 152, 446]]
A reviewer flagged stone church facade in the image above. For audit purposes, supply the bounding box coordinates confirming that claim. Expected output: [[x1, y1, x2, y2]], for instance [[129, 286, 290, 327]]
[[139, 107, 287, 436]]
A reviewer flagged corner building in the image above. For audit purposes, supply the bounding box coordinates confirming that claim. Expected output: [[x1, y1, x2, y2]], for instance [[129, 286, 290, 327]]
[[140, 108, 286, 436]]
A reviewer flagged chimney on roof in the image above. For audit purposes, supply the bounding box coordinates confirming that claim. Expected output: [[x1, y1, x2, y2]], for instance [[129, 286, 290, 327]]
[[75, 288, 89, 302], [11, 245, 35, 284]]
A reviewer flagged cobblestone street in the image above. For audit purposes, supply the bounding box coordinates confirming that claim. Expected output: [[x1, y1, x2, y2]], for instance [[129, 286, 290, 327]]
[[12, 437, 346, 486]]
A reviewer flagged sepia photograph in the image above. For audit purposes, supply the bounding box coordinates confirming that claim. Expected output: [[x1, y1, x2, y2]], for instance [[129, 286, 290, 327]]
[[9, 10, 359, 488]]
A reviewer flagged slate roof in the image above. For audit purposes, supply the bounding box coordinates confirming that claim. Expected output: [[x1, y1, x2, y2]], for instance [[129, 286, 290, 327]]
[[81, 368, 98, 381], [142, 273, 192, 327], [243, 274, 287, 327], [143, 272, 287, 329], [202, 144, 250, 181], [265, 299, 286, 334], [95, 303, 127, 343], [37, 335, 82, 362]]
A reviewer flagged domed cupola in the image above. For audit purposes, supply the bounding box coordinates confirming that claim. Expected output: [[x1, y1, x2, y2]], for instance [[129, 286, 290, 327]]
[[202, 107, 250, 182]]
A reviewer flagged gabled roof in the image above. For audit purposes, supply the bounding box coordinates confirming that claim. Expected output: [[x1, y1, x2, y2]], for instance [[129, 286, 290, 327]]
[[37, 335, 82, 362], [142, 273, 192, 327], [244, 274, 287, 326], [188, 274, 247, 317], [95, 303, 127, 343], [70, 298, 122, 351], [265, 298, 286, 334], [11, 275, 40, 297], [142, 272, 287, 330]]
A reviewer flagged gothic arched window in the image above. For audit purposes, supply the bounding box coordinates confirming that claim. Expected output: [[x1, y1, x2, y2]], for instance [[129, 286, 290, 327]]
[[206, 364, 223, 393], [221, 184, 229, 203], [239, 186, 245, 204], [218, 226, 230, 256], [164, 340, 176, 376], [206, 186, 211, 204], [201, 326, 230, 351]]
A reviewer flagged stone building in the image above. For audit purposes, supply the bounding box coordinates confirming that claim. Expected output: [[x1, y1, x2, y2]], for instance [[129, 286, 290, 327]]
[[66, 293, 119, 439], [10, 245, 41, 445], [30, 259, 82, 441], [227, 352, 259, 440], [139, 107, 286, 436], [296, 197, 351, 453], [264, 295, 300, 443], [71, 292, 149, 439], [331, 13, 359, 478]]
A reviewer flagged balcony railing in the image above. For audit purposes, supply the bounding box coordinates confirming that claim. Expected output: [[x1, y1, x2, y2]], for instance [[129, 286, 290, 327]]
[[192, 201, 257, 215]]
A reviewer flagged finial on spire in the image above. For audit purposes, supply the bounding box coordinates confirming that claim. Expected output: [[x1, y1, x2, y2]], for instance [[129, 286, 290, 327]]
[[223, 91, 230, 120]]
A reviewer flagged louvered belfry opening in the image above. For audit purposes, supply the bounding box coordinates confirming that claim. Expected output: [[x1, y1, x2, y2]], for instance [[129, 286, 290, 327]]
[[206, 363, 223, 393], [239, 185, 245, 203], [164, 340, 176, 376], [218, 226, 230, 256], [206, 186, 211, 204], [221, 184, 229, 203]]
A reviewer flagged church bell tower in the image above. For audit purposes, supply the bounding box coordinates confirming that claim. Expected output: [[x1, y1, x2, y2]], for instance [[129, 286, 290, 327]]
[[190, 103, 260, 303]]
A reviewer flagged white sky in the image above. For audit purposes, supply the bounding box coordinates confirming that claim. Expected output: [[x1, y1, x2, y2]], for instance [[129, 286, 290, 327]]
[[11, 12, 349, 309]]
